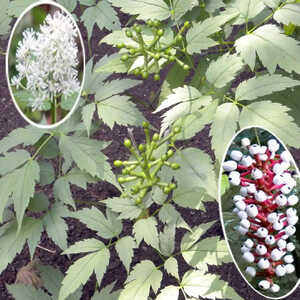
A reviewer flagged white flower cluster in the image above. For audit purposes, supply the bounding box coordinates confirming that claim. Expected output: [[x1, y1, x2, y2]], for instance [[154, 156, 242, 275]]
[[11, 10, 80, 111], [223, 138, 299, 293]]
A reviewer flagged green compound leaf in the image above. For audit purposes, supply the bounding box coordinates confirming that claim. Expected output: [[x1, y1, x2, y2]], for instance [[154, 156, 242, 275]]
[[109, 0, 170, 21], [186, 13, 238, 54], [181, 271, 243, 300], [7, 284, 51, 300], [59, 241, 110, 300], [225, 0, 265, 25], [0, 150, 30, 176], [81, 0, 121, 40], [182, 236, 231, 271], [239, 101, 300, 148], [104, 197, 143, 220], [133, 217, 160, 250], [173, 148, 217, 199], [0, 218, 43, 274], [236, 74, 300, 101], [43, 203, 70, 251], [155, 85, 211, 135], [206, 54, 244, 89], [156, 285, 179, 300], [274, 3, 300, 26], [115, 236, 137, 274], [72, 207, 122, 239], [0, 126, 45, 154], [97, 95, 146, 129], [235, 24, 300, 74], [210, 103, 240, 162], [119, 260, 163, 300], [54, 177, 75, 208]]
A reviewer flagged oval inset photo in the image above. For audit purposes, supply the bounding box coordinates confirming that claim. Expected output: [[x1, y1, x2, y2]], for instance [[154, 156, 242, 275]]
[[6, 1, 85, 128], [219, 127, 300, 299]]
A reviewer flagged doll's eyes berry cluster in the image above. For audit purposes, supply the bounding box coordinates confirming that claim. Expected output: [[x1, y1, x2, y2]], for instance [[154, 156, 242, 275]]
[[223, 138, 299, 293]]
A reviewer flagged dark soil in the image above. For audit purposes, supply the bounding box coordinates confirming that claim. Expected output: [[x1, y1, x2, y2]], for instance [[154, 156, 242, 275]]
[[1, 4, 300, 300]]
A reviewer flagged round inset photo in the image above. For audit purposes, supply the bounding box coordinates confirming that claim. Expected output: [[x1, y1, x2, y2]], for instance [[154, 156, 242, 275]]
[[6, 1, 85, 128], [219, 127, 300, 299]]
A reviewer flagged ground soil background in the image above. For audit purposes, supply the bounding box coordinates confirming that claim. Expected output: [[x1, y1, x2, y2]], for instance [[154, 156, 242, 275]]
[[1, 6, 300, 300]]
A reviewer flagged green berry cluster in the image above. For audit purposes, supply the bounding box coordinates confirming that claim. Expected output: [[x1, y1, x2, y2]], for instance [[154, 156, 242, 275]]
[[114, 122, 181, 206], [117, 20, 191, 80]]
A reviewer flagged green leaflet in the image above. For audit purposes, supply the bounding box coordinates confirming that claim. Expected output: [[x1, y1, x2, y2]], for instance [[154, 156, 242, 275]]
[[225, 0, 265, 25], [119, 260, 162, 300], [164, 257, 179, 280], [0, 0, 11, 35], [59, 241, 110, 300], [159, 225, 175, 256], [173, 148, 217, 199], [81, 0, 120, 40], [0, 218, 43, 273], [109, 0, 170, 21], [43, 203, 70, 251], [57, 0, 77, 12], [91, 282, 120, 300], [28, 192, 48, 212], [71, 207, 122, 239], [39, 161, 55, 186], [115, 236, 137, 274], [7, 284, 52, 300], [133, 217, 160, 250], [239, 101, 300, 148], [235, 24, 300, 74], [186, 13, 238, 54], [171, 0, 198, 21], [7, 0, 36, 17], [0, 126, 45, 154], [235, 74, 300, 101], [154, 85, 211, 135], [206, 54, 244, 89], [156, 286, 179, 300], [82, 103, 96, 137], [97, 95, 146, 129], [182, 236, 231, 271], [210, 103, 240, 162], [0, 150, 30, 176], [205, 0, 225, 13], [181, 271, 243, 300], [274, 3, 300, 26]]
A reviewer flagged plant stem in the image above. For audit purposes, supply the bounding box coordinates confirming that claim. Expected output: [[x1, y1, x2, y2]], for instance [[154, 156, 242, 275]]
[[31, 133, 54, 161]]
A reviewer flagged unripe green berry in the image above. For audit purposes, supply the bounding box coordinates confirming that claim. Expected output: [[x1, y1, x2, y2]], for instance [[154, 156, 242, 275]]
[[126, 30, 133, 38], [114, 160, 123, 167], [157, 29, 164, 36], [183, 64, 190, 71], [161, 154, 167, 161], [154, 73, 160, 81], [153, 20, 160, 27], [176, 34, 183, 42], [117, 43, 125, 49], [118, 177, 126, 184], [135, 26, 142, 33], [129, 49, 136, 55], [143, 121, 149, 128], [124, 139, 132, 148], [135, 198, 142, 205], [134, 68, 141, 76], [154, 53, 161, 60], [152, 133, 159, 141], [173, 126, 181, 134], [147, 19, 154, 27], [171, 163, 180, 170], [122, 168, 128, 175], [169, 55, 176, 62], [167, 149, 174, 158], [142, 71, 149, 79], [150, 156, 156, 161], [170, 183, 176, 190], [163, 187, 171, 194], [184, 21, 190, 28], [121, 54, 129, 62], [138, 144, 145, 152], [165, 48, 172, 55]]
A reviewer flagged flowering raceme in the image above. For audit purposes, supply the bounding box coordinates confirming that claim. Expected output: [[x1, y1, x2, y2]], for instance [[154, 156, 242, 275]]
[[223, 137, 299, 294], [11, 10, 80, 112]]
